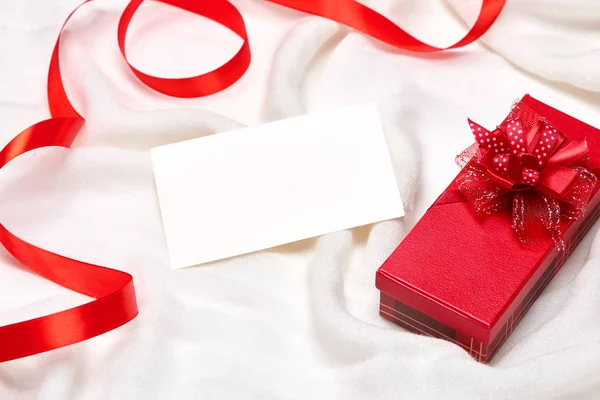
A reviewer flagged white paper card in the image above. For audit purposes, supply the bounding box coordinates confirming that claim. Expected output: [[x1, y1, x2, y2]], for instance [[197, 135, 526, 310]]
[[151, 104, 404, 269]]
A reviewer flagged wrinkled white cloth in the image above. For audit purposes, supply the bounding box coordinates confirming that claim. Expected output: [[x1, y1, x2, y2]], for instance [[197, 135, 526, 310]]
[[1, 0, 600, 399]]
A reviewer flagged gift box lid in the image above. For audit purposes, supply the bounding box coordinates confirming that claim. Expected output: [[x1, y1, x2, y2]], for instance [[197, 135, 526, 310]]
[[376, 95, 600, 344]]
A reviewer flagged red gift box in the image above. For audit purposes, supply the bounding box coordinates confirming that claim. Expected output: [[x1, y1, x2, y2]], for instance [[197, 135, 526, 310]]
[[376, 95, 600, 363]]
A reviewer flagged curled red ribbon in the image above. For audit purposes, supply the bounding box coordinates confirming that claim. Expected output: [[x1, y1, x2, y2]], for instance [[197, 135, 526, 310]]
[[0, 0, 505, 362]]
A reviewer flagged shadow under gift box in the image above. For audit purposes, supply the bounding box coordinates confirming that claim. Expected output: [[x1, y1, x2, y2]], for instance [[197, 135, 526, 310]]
[[376, 95, 600, 363]]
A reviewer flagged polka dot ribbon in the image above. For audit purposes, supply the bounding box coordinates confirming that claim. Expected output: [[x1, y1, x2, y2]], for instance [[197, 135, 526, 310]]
[[458, 102, 598, 248], [467, 117, 569, 196]]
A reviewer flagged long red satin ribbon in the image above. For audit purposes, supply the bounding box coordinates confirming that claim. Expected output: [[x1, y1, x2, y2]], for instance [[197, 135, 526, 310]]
[[0, 0, 505, 363]]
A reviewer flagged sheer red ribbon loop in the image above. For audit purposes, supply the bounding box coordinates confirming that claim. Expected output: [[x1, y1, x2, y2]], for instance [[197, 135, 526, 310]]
[[0, 0, 505, 363], [457, 102, 598, 249]]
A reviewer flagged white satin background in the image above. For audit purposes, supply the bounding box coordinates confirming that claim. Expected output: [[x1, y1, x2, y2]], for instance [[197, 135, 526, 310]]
[[1, 0, 600, 399]]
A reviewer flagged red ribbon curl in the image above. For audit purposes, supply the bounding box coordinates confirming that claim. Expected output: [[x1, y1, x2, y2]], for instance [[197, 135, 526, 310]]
[[0, 0, 505, 362]]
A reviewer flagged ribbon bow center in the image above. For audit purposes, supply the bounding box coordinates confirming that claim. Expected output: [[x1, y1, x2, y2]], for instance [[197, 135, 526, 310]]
[[458, 105, 598, 250], [468, 118, 572, 198]]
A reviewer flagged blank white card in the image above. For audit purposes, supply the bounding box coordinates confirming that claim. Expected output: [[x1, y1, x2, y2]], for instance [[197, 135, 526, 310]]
[[151, 104, 404, 269]]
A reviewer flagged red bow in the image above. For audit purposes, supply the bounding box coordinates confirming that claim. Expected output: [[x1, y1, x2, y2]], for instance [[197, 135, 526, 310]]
[[457, 105, 597, 249]]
